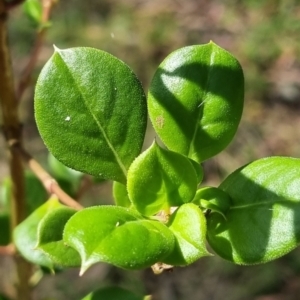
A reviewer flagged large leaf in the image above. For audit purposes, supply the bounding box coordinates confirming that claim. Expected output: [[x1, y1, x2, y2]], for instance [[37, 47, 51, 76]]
[[36, 207, 81, 267], [206, 156, 300, 265], [13, 197, 63, 270], [127, 142, 198, 216], [63, 206, 175, 273], [35, 47, 147, 183], [148, 42, 244, 162], [163, 203, 211, 266]]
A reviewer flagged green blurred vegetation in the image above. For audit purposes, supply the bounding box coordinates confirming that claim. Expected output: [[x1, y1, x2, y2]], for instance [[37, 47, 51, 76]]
[[1, 0, 300, 299]]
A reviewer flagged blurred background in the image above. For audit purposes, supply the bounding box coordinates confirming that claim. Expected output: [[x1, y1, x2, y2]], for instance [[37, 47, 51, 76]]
[[1, 0, 300, 299]]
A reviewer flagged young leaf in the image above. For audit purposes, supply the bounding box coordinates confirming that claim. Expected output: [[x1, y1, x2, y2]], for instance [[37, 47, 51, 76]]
[[163, 203, 211, 266], [36, 207, 81, 267], [193, 186, 232, 218], [63, 206, 175, 273], [113, 181, 132, 208], [13, 197, 63, 270], [35, 47, 147, 183], [127, 142, 198, 216], [206, 157, 300, 265], [148, 42, 244, 162]]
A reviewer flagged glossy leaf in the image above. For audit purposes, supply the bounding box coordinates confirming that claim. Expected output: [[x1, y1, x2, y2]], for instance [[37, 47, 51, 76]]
[[82, 286, 143, 300], [63, 206, 175, 273], [37, 207, 81, 267], [163, 203, 211, 266], [207, 157, 300, 265], [35, 46, 147, 183], [113, 181, 132, 208], [13, 197, 63, 270], [148, 42, 244, 162], [127, 142, 198, 216]]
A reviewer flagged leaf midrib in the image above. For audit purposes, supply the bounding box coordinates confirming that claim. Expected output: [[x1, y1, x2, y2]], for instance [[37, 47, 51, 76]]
[[56, 51, 127, 177], [188, 46, 215, 157]]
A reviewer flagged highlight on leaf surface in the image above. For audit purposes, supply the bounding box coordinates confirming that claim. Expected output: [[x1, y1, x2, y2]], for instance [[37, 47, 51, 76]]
[[148, 41, 244, 162], [35, 46, 147, 184], [163, 203, 211, 266], [63, 206, 175, 273], [206, 157, 300, 265], [127, 141, 198, 216]]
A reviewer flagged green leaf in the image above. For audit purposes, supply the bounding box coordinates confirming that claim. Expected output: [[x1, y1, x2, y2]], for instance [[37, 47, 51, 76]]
[[148, 42, 244, 162], [48, 153, 83, 184], [189, 159, 204, 184], [127, 142, 198, 216], [35, 46, 147, 183], [193, 186, 232, 218], [82, 286, 143, 300], [163, 203, 211, 266], [63, 206, 175, 273], [206, 157, 300, 265], [23, 0, 42, 24], [113, 181, 132, 208], [1, 171, 48, 215], [36, 207, 81, 267], [13, 197, 63, 270]]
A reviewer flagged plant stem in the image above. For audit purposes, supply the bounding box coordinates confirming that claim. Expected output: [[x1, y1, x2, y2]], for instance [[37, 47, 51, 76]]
[[0, 1, 31, 299], [10, 141, 83, 210], [17, 0, 56, 101]]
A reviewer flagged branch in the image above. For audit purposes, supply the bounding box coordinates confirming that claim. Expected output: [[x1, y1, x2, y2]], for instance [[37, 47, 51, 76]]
[[0, 244, 15, 255], [9, 140, 83, 210], [17, 0, 56, 101]]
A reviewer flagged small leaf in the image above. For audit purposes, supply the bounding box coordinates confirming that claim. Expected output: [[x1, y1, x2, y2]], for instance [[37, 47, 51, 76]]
[[207, 157, 300, 265], [13, 197, 63, 270], [113, 181, 132, 208], [148, 42, 244, 162], [127, 142, 198, 216], [37, 207, 81, 267], [163, 203, 211, 266], [82, 286, 143, 300], [63, 206, 175, 273], [193, 186, 232, 218], [23, 0, 42, 24], [35, 47, 147, 183]]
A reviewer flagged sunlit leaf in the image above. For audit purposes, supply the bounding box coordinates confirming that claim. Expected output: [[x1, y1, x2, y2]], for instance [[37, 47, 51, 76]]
[[127, 142, 198, 216], [148, 42, 244, 162], [37, 207, 81, 267], [63, 206, 175, 273], [207, 157, 300, 265], [163, 203, 211, 266], [35, 47, 147, 183]]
